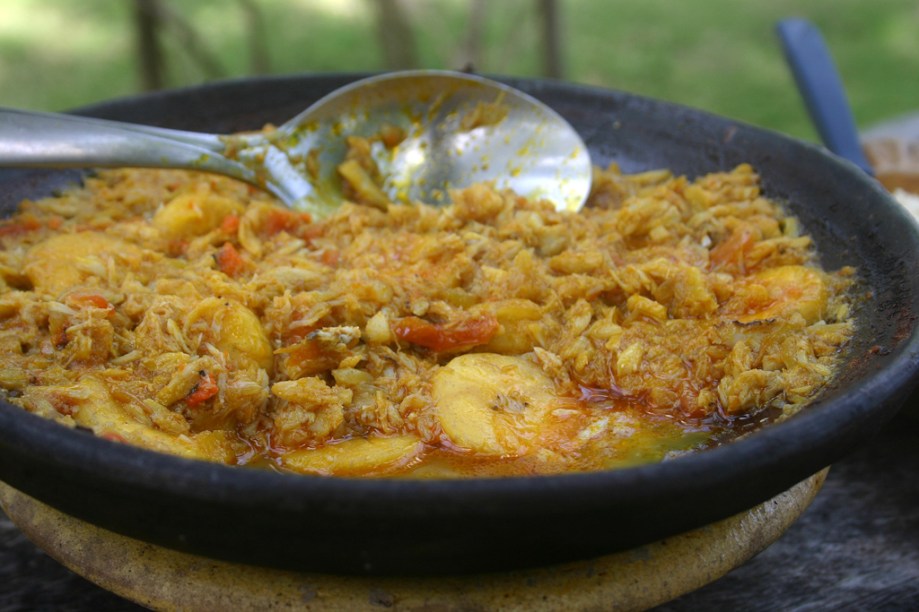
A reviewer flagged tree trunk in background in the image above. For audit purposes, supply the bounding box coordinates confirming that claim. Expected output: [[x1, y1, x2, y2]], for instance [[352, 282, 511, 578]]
[[238, 0, 271, 74], [538, 0, 563, 79], [458, 0, 487, 72], [155, 0, 225, 79], [375, 0, 419, 70], [134, 0, 228, 91], [134, 0, 164, 91]]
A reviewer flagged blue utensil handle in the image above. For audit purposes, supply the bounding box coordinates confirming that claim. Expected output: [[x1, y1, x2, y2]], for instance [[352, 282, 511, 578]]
[[776, 18, 874, 175]]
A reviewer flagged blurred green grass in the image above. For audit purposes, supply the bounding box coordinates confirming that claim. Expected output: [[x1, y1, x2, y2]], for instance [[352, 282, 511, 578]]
[[0, 0, 917, 141]]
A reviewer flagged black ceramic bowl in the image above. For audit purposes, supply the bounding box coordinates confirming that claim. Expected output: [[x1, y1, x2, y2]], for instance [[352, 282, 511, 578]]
[[1, 74, 918, 576]]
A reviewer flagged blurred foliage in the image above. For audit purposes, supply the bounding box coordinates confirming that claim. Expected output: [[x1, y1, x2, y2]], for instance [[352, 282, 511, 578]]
[[0, 0, 917, 140]]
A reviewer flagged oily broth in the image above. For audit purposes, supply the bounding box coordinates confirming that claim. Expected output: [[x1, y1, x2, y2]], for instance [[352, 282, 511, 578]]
[[0, 157, 855, 478]]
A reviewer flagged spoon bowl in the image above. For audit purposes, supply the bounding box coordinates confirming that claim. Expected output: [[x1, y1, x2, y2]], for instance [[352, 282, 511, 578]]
[[0, 71, 591, 217], [262, 70, 593, 215]]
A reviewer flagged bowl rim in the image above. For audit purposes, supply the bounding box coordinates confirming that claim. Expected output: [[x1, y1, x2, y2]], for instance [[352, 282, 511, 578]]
[[1, 71, 918, 519]]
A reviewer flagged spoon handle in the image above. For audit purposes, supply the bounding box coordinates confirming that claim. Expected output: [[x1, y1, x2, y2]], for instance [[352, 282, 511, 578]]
[[0, 108, 257, 183], [776, 18, 874, 175]]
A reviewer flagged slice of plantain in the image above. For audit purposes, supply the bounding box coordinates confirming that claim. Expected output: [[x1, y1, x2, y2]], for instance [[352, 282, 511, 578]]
[[432, 353, 559, 457], [28, 376, 240, 463], [727, 265, 828, 325], [280, 434, 424, 476]]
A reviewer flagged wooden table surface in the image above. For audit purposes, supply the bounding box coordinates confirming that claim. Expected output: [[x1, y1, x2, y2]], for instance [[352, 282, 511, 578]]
[[2, 406, 919, 610]]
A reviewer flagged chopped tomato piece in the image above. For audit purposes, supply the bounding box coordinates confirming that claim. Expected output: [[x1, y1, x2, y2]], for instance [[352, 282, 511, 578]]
[[0, 216, 41, 237], [265, 209, 312, 236], [220, 214, 240, 233], [319, 249, 340, 266], [215, 242, 245, 277], [186, 371, 219, 407], [710, 224, 756, 272], [393, 313, 499, 352], [277, 338, 339, 377], [166, 239, 189, 257], [64, 292, 113, 312], [49, 392, 77, 416]]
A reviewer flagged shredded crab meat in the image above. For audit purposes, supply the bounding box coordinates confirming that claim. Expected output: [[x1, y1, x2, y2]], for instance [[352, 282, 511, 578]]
[[0, 157, 856, 478]]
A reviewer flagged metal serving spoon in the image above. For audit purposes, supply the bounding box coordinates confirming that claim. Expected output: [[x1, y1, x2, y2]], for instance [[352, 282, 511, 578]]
[[0, 70, 592, 218]]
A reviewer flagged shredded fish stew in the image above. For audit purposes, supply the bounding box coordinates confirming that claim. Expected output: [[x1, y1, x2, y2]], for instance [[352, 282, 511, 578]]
[[0, 163, 855, 478]]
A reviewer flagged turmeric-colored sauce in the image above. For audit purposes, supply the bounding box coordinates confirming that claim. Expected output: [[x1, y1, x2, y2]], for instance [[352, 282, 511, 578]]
[[0, 155, 855, 478]]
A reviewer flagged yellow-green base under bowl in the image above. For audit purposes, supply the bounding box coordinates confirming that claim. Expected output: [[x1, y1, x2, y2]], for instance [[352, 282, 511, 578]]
[[0, 469, 827, 611]]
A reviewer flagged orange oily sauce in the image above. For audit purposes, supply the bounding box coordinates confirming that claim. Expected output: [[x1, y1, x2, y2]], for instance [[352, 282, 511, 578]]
[[0, 163, 855, 478]]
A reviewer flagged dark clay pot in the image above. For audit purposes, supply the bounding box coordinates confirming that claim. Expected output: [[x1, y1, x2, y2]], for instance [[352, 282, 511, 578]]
[[0, 74, 917, 576]]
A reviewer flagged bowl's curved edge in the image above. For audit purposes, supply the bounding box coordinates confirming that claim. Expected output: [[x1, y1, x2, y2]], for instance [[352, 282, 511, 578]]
[[0, 471, 829, 609], [0, 73, 916, 574]]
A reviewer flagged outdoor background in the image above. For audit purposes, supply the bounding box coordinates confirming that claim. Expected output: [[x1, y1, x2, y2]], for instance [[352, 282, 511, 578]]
[[0, 0, 916, 141]]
